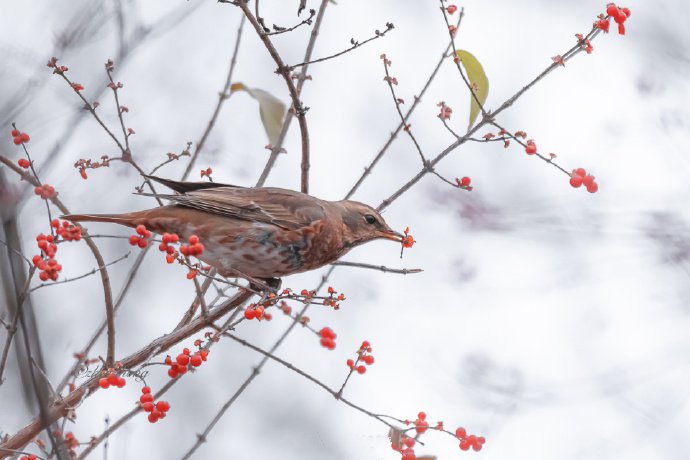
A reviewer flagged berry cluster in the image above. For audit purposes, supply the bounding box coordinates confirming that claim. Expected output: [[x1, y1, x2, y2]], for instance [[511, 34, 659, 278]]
[[52, 219, 82, 241], [180, 234, 204, 257], [19, 455, 37, 460], [98, 370, 126, 389], [346, 340, 374, 375], [34, 184, 56, 200], [11, 129, 30, 145], [129, 224, 151, 248], [395, 436, 417, 460], [456, 427, 486, 452], [158, 232, 180, 263], [17, 158, 30, 169], [318, 327, 337, 350], [33, 233, 61, 281], [324, 286, 345, 309], [139, 386, 171, 423], [414, 411, 430, 435], [599, 3, 630, 35], [165, 346, 208, 379], [569, 168, 598, 193], [244, 304, 272, 321]]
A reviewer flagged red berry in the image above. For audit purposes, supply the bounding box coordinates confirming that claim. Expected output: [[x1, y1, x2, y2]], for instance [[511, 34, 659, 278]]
[[525, 141, 537, 155], [128, 235, 139, 246], [356, 365, 366, 374], [137, 238, 148, 248], [167, 368, 178, 378], [586, 182, 599, 193], [142, 386, 151, 394], [156, 401, 170, 412], [98, 378, 109, 389], [20, 133, 30, 143], [148, 413, 159, 423], [569, 176, 583, 188], [11, 129, 19, 137], [618, 23, 625, 35], [621, 7, 630, 17], [346, 359, 354, 368], [18, 158, 30, 169], [459, 439, 471, 450], [606, 3, 618, 16], [460, 176, 471, 187], [140, 393, 154, 404], [190, 354, 202, 367], [189, 235, 199, 245], [596, 18, 610, 33], [455, 427, 467, 439], [142, 402, 154, 412], [107, 373, 119, 385], [135, 224, 147, 235], [176, 353, 190, 366], [362, 355, 375, 365], [447, 4, 457, 14], [13, 137, 22, 145], [582, 175, 595, 187]]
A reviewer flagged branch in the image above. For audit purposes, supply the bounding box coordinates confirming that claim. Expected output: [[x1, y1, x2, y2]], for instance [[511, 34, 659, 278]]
[[344, 9, 464, 199], [29, 252, 130, 293], [182, 16, 246, 180], [0, 287, 254, 456], [287, 22, 395, 71], [0, 154, 117, 369], [255, 0, 330, 188], [266, 8, 316, 36], [331, 261, 422, 275], [235, 0, 311, 193], [381, 56, 426, 164]]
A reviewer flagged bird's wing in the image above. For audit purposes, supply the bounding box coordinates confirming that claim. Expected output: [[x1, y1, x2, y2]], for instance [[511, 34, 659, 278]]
[[157, 186, 327, 230]]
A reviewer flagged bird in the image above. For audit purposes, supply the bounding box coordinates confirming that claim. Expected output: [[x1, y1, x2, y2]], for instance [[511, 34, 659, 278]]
[[63, 176, 403, 282]]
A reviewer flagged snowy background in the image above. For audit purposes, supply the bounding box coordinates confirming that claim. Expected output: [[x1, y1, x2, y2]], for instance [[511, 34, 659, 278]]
[[2, 0, 690, 459]]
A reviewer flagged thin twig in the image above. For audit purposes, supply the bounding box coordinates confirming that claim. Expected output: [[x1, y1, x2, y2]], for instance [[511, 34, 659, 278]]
[[287, 23, 395, 71], [0, 267, 35, 385], [381, 57, 426, 164], [182, 16, 246, 180], [344, 10, 464, 199], [266, 9, 315, 36], [29, 252, 130, 293], [75, 378, 178, 459], [0, 287, 254, 455], [0, 154, 117, 370], [236, 0, 311, 193], [255, 0, 329, 187], [331, 261, 422, 274]]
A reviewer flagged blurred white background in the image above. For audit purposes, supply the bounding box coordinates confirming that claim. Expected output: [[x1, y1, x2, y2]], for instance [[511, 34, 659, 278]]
[[2, 0, 690, 459]]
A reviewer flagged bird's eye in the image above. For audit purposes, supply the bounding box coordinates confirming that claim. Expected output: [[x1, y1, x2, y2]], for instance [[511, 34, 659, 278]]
[[364, 214, 376, 225]]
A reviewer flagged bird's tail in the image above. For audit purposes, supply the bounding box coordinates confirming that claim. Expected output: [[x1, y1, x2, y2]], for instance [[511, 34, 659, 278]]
[[62, 213, 140, 228]]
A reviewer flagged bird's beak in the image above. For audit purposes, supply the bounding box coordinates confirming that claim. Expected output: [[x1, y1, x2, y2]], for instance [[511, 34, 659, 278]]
[[378, 229, 404, 242]]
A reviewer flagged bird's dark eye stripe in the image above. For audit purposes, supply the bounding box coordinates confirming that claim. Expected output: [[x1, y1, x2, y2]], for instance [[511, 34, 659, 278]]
[[364, 214, 376, 224]]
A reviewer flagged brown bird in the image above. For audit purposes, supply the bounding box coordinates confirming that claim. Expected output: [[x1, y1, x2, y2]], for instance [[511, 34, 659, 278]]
[[64, 176, 403, 282]]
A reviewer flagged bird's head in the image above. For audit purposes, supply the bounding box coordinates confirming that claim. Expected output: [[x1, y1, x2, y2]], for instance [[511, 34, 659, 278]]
[[337, 200, 403, 247]]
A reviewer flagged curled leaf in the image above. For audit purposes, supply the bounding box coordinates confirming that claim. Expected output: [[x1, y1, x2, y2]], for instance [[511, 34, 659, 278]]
[[455, 50, 489, 130], [230, 82, 286, 146]]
